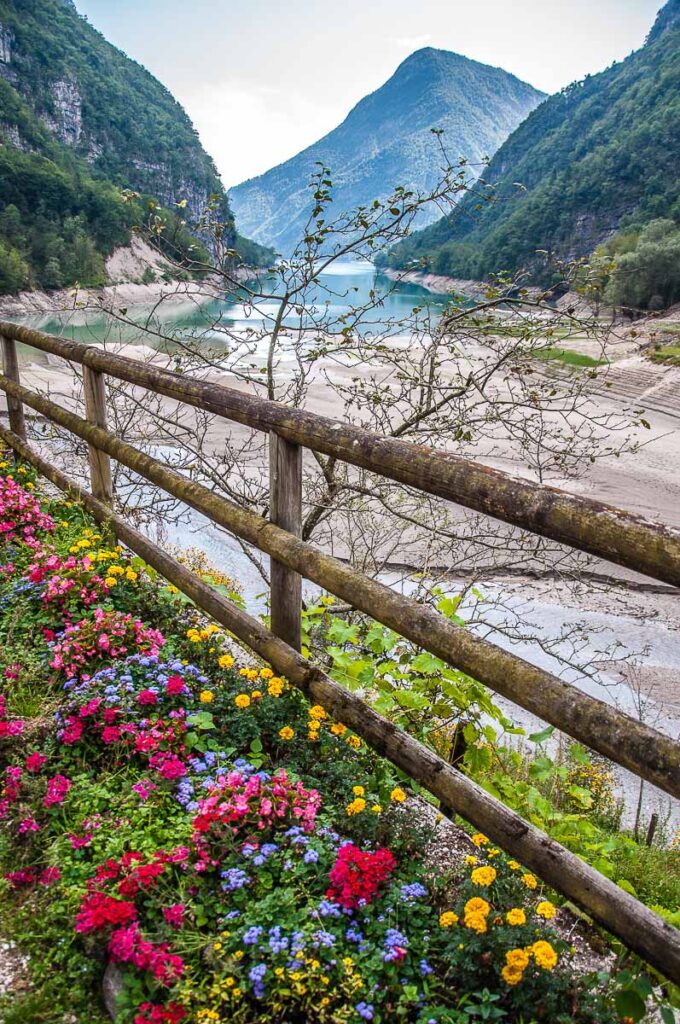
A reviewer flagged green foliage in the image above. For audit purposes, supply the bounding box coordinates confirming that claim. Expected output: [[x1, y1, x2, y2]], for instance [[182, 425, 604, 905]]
[[603, 219, 680, 311], [0, 0, 271, 294], [383, 9, 680, 286]]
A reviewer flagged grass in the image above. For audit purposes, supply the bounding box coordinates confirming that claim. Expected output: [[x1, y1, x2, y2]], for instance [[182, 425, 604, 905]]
[[650, 343, 680, 366], [534, 346, 608, 367]]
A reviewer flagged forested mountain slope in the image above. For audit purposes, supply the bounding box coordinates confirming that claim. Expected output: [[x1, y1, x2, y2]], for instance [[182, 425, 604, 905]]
[[230, 47, 545, 255], [381, 0, 680, 282], [0, 0, 268, 294]]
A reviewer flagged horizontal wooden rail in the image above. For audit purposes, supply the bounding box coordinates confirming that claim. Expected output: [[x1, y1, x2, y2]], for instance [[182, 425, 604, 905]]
[[1, 424, 679, 986], [2, 320, 680, 586], [1, 373, 678, 801]]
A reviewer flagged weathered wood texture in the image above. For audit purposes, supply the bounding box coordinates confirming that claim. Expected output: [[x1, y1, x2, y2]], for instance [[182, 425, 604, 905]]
[[0, 334, 26, 442], [269, 432, 302, 650], [1, 373, 678, 801], [2, 321, 680, 586], [1, 423, 679, 987], [83, 366, 113, 505]]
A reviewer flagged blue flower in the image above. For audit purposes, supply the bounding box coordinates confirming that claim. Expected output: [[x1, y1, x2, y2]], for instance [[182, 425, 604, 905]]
[[303, 848, 319, 864], [400, 882, 427, 902], [318, 899, 341, 918], [243, 926, 264, 945], [420, 959, 433, 976], [356, 1002, 374, 1020], [221, 868, 249, 892]]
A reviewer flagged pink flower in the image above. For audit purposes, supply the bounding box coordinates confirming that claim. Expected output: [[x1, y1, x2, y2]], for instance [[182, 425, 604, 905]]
[[44, 774, 72, 808], [25, 752, 48, 772], [132, 781, 157, 801], [137, 689, 158, 706], [101, 726, 122, 744], [165, 675, 186, 696], [18, 815, 40, 834], [162, 904, 185, 930]]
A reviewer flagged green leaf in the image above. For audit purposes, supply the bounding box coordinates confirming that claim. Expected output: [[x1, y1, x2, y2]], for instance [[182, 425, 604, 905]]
[[614, 990, 646, 1022], [528, 725, 555, 744]]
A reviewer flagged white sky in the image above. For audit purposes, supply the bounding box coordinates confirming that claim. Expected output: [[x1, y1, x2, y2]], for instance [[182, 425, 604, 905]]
[[74, 0, 663, 188]]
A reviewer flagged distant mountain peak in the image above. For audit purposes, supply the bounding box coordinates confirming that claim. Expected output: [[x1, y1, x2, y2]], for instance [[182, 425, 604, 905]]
[[229, 50, 544, 253], [647, 0, 680, 43]]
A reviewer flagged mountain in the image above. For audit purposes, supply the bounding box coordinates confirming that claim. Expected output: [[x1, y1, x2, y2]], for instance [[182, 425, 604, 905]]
[[381, 1, 680, 283], [229, 48, 545, 255], [0, 0, 269, 294]]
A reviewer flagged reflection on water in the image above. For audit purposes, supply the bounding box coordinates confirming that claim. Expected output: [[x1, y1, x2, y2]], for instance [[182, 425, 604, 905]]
[[16, 259, 453, 354]]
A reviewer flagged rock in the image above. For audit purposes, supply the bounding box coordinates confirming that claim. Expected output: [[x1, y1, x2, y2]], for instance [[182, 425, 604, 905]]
[[102, 961, 125, 1020]]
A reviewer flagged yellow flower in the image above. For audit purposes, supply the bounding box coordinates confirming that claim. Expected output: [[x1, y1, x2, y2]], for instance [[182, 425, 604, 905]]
[[225, 977, 236, 987], [309, 705, 327, 720], [104, 576, 117, 587], [465, 855, 478, 866], [536, 900, 556, 920], [125, 568, 138, 582], [259, 667, 273, 679], [464, 897, 490, 916], [239, 667, 251, 677], [471, 833, 489, 847], [268, 678, 284, 697], [439, 911, 459, 928], [279, 726, 295, 741], [487, 848, 500, 858], [308, 731, 320, 742], [370, 804, 382, 814], [330, 722, 347, 736], [212, 941, 222, 951], [508, 860, 521, 871], [471, 866, 497, 887], [531, 940, 558, 971], [522, 873, 538, 890], [218, 654, 234, 669], [346, 735, 361, 749], [463, 911, 487, 934], [352, 785, 365, 796], [346, 798, 366, 816], [505, 948, 530, 971], [308, 719, 321, 732], [506, 908, 526, 926], [199, 690, 214, 703], [234, 694, 251, 709], [501, 964, 524, 987], [390, 787, 406, 803]]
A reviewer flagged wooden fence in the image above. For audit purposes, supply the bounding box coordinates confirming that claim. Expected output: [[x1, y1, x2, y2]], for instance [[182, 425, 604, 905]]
[[1, 319, 679, 984]]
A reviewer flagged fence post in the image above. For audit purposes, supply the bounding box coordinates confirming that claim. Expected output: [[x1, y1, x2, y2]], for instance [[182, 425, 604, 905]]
[[83, 365, 114, 505], [1, 333, 26, 443], [269, 431, 302, 650]]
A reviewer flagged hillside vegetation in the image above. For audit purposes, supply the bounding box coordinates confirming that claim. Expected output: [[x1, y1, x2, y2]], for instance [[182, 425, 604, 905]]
[[0, 0, 269, 294], [381, 0, 680, 286], [229, 48, 544, 255]]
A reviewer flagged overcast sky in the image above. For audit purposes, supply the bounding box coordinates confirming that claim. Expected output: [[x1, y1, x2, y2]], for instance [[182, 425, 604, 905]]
[[74, 0, 663, 188]]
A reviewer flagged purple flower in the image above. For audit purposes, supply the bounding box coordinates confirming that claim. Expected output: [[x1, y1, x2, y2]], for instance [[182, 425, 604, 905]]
[[356, 1002, 374, 1021]]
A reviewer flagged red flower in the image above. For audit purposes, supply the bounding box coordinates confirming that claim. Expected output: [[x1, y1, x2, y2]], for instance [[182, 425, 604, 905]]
[[25, 752, 47, 772], [326, 844, 397, 909], [165, 675, 185, 696], [138, 689, 158, 706], [75, 892, 138, 933], [162, 904, 185, 930], [44, 774, 72, 807]]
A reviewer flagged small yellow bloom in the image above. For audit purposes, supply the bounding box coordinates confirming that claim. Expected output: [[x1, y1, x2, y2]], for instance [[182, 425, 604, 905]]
[[104, 576, 117, 587], [505, 948, 530, 971], [531, 940, 558, 971], [125, 568, 138, 581], [508, 860, 521, 871], [536, 900, 556, 920], [268, 678, 284, 697], [212, 941, 222, 951], [225, 977, 236, 987], [439, 911, 459, 928], [330, 722, 347, 736], [199, 690, 214, 703], [346, 797, 366, 816], [352, 785, 365, 797], [506, 908, 526, 926], [309, 705, 327, 720], [308, 719, 321, 732], [501, 964, 524, 986], [471, 866, 497, 887], [465, 855, 478, 866], [464, 911, 487, 934], [464, 897, 490, 916], [259, 667, 273, 679], [390, 787, 406, 803], [346, 735, 361, 749], [370, 804, 382, 814], [234, 694, 251, 709], [279, 726, 294, 741], [218, 654, 234, 669], [471, 833, 489, 847], [522, 873, 538, 890]]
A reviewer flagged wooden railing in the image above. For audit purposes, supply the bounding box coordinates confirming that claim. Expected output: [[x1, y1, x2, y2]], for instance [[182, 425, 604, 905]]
[[1, 319, 679, 984]]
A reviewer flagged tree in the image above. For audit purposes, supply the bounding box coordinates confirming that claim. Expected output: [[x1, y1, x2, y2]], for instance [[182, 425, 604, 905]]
[[0, 240, 29, 293], [604, 219, 680, 312]]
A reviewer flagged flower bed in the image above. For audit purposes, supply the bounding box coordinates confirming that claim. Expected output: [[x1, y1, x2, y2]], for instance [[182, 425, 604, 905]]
[[0, 460, 663, 1023]]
